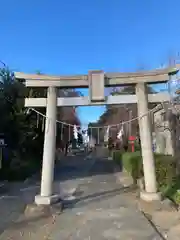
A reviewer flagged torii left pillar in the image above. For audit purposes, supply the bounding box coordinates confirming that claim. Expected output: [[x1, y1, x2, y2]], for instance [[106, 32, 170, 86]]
[[35, 86, 59, 205]]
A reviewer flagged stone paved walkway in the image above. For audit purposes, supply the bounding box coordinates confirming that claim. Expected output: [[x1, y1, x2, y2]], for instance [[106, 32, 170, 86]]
[[48, 158, 162, 239], [0, 157, 162, 239], [0, 153, 94, 237]]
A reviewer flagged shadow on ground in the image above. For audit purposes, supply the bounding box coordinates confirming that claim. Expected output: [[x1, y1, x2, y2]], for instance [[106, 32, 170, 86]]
[[54, 156, 122, 182], [63, 185, 137, 210], [3, 185, 137, 233], [0, 152, 123, 235]]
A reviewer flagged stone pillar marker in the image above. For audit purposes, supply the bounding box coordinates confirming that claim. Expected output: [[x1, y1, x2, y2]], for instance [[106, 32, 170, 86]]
[[35, 86, 59, 205], [136, 83, 161, 201]]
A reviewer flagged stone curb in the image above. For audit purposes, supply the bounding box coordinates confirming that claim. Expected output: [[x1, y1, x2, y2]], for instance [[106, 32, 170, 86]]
[[140, 200, 179, 239]]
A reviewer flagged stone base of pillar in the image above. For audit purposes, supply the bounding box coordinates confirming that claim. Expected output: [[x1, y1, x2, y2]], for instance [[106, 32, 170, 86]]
[[140, 191, 162, 202], [24, 200, 63, 219], [35, 194, 60, 205]]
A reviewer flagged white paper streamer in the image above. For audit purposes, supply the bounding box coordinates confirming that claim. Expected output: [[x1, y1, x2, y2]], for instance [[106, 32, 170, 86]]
[[73, 125, 78, 139], [104, 126, 110, 142], [117, 124, 124, 140]]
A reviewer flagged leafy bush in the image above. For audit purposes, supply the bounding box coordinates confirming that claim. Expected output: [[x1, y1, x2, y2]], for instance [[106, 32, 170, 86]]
[[0, 66, 81, 181], [122, 151, 143, 184], [121, 151, 176, 189], [161, 178, 180, 205], [0, 156, 40, 181], [134, 142, 141, 151], [154, 154, 176, 189], [120, 149, 180, 205], [173, 189, 180, 204]]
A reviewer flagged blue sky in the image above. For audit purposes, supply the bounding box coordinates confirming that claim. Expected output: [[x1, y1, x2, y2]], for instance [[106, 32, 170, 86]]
[[1, 0, 180, 124]]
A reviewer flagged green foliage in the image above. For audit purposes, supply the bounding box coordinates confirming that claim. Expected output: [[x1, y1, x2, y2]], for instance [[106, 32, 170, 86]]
[[88, 85, 157, 143], [122, 151, 143, 183], [162, 179, 180, 205], [0, 66, 81, 180], [112, 150, 122, 165], [155, 154, 176, 188], [0, 156, 40, 181], [114, 147, 180, 205], [173, 191, 180, 205], [121, 151, 177, 190], [134, 142, 141, 151], [0, 67, 44, 180]]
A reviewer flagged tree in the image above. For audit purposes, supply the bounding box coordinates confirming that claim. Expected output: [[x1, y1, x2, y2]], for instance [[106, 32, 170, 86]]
[[111, 85, 155, 95], [0, 67, 42, 179], [88, 85, 156, 142], [0, 65, 81, 180]]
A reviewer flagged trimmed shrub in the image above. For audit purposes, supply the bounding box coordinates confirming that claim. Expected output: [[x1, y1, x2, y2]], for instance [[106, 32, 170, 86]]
[[154, 154, 176, 189], [121, 151, 176, 189], [162, 179, 180, 204], [122, 151, 143, 184]]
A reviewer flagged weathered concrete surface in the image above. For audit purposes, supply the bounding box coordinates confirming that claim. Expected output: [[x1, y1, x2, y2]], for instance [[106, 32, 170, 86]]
[[166, 224, 180, 240], [140, 200, 180, 239], [0, 157, 162, 239], [115, 161, 180, 239], [0, 153, 94, 237], [48, 159, 162, 239]]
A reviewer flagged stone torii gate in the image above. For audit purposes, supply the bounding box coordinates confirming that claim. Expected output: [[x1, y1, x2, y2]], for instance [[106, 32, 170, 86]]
[[15, 66, 179, 205]]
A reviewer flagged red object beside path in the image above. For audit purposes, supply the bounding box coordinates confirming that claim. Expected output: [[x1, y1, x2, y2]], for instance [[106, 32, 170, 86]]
[[128, 136, 136, 152]]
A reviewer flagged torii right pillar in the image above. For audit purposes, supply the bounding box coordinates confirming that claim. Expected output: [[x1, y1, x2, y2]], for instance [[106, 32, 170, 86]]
[[136, 83, 161, 201]]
